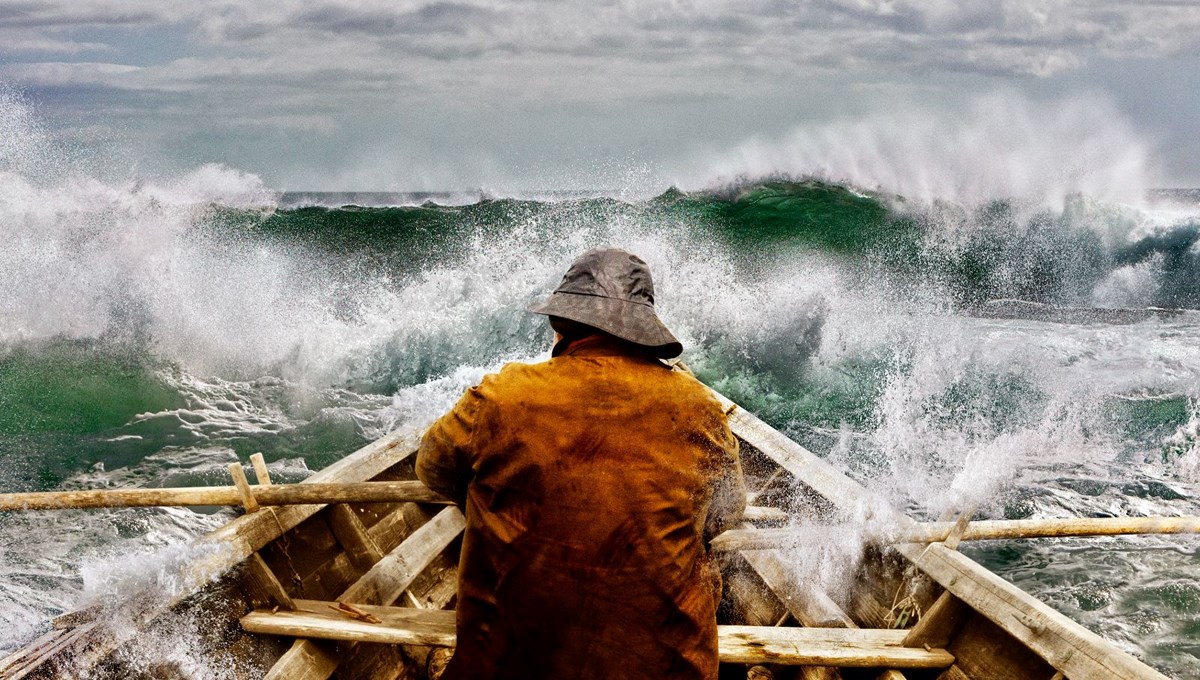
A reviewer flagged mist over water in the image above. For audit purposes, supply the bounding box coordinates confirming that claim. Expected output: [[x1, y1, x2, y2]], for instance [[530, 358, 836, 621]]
[[2, 90, 1200, 676]]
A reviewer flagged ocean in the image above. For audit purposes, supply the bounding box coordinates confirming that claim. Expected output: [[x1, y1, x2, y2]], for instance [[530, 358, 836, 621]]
[[2, 111, 1199, 674]]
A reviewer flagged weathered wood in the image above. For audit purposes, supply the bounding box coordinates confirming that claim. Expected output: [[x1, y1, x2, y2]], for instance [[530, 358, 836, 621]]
[[896, 542, 1167, 680], [1, 432, 418, 680], [734, 486, 852, 680], [722, 398, 1169, 680], [341, 506, 465, 605], [343, 552, 460, 680], [262, 506, 466, 680], [0, 628, 71, 678], [251, 452, 273, 486], [265, 639, 340, 680], [848, 591, 892, 630], [876, 672, 907, 680], [329, 504, 386, 572], [712, 515, 1200, 551], [737, 536, 857, 628], [286, 504, 434, 602], [244, 600, 457, 647], [942, 507, 977, 551], [243, 602, 954, 668], [745, 505, 789, 523], [723, 542, 840, 680], [903, 591, 968, 648], [0, 480, 450, 511], [922, 515, 1200, 541], [936, 666, 971, 680], [244, 552, 297, 610], [739, 460, 856, 680], [722, 552, 790, 626], [229, 462, 261, 512], [939, 609, 1056, 680]]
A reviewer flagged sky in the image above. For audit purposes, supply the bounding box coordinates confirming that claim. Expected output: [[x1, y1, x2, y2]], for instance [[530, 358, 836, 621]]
[[2, 0, 1200, 192]]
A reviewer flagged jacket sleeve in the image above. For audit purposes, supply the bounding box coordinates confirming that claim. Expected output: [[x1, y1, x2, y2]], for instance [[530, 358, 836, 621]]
[[416, 383, 489, 507], [704, 412, 746, 543]]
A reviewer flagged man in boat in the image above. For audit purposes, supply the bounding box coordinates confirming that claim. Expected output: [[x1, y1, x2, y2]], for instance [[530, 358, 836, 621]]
[[417, 248, 746, 680]]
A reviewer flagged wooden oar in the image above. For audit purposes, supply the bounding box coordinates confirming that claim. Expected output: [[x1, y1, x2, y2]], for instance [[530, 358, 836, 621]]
[[0, 480, 451, 511], [712, 516, 1200, 551]]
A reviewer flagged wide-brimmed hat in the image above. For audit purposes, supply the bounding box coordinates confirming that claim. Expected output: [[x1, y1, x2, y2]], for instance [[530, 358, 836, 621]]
[[528, 248, 682, 358]]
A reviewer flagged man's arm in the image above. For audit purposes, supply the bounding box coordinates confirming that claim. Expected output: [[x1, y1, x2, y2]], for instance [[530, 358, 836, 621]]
[[704, 418, 747, 542], [416, 384, 488, 507]]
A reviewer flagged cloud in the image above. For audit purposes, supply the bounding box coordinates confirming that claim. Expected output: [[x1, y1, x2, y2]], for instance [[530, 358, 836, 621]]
[[0, 1, 1197, 188], [3, 1, 1194, 91], [0, 1, 192, 28]]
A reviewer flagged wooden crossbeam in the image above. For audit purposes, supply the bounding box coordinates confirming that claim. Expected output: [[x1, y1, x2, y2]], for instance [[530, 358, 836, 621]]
[[2, 433, 419, 680], [241, 600, 955, 669], [711, 516, 1200, 552], [719, 396, 1172, 680], [744, 505, 789, 523], [0, 480, 450, 511], [262, 506, 466, 680]]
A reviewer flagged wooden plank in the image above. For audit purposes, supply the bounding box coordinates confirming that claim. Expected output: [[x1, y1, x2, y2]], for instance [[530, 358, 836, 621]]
[[0, 480, 449, 511], [942, 507, 977, 551], [243, 602, 954, 669], [0, 628, 70, 678], [1, 432, 419, 680], [288, 504, 436, 603], [341, 554, 460, 680], [937, 666, 971, 680], [722, 552, 789, 627], [896, 542, 1168, 680], [265, 639, 340, 680], [197, 432, 419, 582], [939, 611, 1056, 680], [229, 462, 261, 512], [0, 622, 101, 680], [722, 397, 1169, 680], [244, 600, 457, 647], [251, 452, 273, 485], [262, 506, 465, 680], [713, 516, 1200, 550], [723, 548, 841, 680], [739, 541, 857, 628], [341, 506, 465, 605], [329, 504, 386, 572], [734, 493, 852, 680], [366, 502, 431, 554], [745, 505, 789, 523], [903, 591, 968, 648], [244, 552, 297, 610]]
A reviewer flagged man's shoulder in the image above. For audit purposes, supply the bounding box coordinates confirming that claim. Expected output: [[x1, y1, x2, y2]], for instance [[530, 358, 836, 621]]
[[477, 355, 722, 410], [474, 358, 552, 394]]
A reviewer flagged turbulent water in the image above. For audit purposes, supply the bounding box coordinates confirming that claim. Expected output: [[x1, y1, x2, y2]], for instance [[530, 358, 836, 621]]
[[2, 92, 1200, 677]]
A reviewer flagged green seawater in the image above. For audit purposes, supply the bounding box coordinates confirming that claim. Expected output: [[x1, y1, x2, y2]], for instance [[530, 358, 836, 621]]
[[2, 180, 1199, 675]]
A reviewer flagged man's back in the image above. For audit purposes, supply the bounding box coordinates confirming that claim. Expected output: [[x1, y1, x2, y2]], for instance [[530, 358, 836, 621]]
[[417, 335, 744, 680]]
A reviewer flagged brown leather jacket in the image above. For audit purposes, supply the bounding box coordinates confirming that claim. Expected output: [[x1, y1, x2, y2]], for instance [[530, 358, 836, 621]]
[[417, 335, 745, 680]]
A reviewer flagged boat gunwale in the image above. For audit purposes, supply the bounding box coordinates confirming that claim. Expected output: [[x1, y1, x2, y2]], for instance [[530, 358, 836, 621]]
[[718, 395, 1171, 680], [2, 390, 1175, 680]]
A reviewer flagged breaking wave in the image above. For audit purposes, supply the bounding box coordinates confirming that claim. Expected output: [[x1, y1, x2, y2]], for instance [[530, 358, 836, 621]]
[[1, 89, 1199, 676]]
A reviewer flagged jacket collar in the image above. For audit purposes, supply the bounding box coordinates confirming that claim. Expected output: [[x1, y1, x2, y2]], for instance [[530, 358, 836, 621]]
[[553, 334, 656, 359]]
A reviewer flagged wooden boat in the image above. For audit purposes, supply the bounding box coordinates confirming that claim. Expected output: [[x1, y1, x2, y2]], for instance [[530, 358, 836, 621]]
[[0, 388, 1172, 680]]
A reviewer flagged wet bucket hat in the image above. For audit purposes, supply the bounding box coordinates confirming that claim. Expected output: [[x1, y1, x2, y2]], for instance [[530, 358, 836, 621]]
[[529, 248, 683, 358]]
